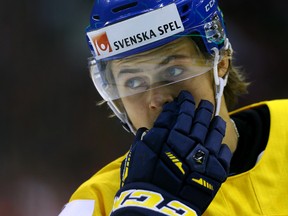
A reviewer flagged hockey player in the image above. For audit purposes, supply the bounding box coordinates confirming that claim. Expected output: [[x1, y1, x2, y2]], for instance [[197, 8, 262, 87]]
[[59, 0, 288, 215]]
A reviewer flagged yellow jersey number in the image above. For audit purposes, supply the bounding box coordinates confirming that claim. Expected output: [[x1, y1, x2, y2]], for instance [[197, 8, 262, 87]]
[[112, 189, 197, 216]]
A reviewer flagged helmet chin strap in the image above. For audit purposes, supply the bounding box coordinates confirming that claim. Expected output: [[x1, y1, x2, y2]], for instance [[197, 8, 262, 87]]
[[107, 100, 136, 134], [211, 38, 231, 116]]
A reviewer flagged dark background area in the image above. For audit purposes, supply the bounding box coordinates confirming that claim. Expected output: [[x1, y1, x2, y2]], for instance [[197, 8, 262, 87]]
[[1, 0, 287, 215]]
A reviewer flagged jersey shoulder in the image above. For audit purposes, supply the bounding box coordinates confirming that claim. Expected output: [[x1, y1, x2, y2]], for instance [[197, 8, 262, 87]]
[[59, 154, 126, 216], [229, 99, 288, 115], [71, 154, 125, 201]]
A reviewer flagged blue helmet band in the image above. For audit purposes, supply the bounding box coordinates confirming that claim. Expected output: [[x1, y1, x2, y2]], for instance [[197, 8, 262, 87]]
[[86, 0, 227, 61]]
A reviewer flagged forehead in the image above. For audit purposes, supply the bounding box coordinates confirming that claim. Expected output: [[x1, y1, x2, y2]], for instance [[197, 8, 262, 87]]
[[110, 37, 203, 70]]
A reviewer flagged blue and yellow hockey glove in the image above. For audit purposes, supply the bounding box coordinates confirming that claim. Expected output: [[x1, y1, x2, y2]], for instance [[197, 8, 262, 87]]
[[111, 91, 232, 216]]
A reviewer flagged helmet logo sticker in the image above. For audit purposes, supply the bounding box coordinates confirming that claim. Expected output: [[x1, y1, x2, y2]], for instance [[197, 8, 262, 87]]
[[205, 0, 216, 12], [93, 32, 113, 56], [87, 3, 184, 60]]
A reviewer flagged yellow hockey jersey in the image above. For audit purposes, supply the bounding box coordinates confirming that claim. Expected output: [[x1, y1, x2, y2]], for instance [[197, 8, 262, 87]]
[[59, 100, 288, 216]]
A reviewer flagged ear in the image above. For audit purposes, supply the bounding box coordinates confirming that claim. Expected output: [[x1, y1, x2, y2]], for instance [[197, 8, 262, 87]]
[[218, 56, 230, 78]]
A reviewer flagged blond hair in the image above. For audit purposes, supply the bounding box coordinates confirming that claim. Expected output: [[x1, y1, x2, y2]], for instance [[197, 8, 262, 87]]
[[224, 60, 249, 110]]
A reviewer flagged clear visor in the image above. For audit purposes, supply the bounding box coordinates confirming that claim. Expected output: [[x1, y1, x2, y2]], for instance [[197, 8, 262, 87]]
[[89, 54, 214, 101]]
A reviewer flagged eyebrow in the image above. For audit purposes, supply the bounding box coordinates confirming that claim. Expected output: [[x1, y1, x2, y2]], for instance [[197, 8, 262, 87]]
[[117, 68, 143, 78], [117, 54, 187, 78], [156, 54, 187, 69]]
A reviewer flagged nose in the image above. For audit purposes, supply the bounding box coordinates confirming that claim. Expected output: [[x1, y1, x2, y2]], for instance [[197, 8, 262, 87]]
[[148, 89, 174, 110]]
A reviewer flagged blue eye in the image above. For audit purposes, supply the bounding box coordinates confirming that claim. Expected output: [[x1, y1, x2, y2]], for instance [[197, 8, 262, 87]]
[[164, 67, 184, 79], [125, 77, 148, 90]]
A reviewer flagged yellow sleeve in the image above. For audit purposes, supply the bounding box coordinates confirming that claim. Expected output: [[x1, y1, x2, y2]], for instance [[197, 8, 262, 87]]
[[59, 155, 126, 216]]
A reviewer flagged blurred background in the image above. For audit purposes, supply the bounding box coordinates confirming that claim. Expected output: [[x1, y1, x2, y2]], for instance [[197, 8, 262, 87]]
[[1, 0, 287, 215]]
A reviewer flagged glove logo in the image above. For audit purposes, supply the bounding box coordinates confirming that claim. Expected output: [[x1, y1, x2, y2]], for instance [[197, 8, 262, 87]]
[[192, 178, 214, 191], [193, 150, 206, 164], [92, 32, 113, 56], [166, 152, 185, 175], [205, 0, 216, 12]]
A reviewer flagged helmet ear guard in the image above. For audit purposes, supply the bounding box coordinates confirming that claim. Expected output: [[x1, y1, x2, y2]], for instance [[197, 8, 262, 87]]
[[106, 101, 125, 124], [107, 100, 135, 133], [212, 38, 233, 116]]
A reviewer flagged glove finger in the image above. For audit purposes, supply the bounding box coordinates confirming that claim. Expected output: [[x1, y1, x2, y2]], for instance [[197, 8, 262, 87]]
[[153, 100, 178, 129], [167, 129, 197, 158], [177, 90, 196, 109], [173, 112, 193, 136], [167, 91, 196, 157], [190, 100, 214, 144], [204, 116, 226, 155], [205, 155, 227, 182], [173, 91, 195, 135], [217, 144, 232, 173], [125, 140, 158, 184], [142, 127, 170, 154], [143, 98, 179, 154], [134, 127, 149, 142]]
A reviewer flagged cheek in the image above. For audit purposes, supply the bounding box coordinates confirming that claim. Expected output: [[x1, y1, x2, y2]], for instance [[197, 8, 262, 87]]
[[190, 81, 215, 106], [121, 96, 149, 129]]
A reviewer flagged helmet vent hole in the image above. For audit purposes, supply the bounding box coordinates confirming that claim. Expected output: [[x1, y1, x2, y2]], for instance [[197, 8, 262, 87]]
[[112, 2, 138, 13], [181, 15, 188, 22], [92, 15, 100, 21], [181, 4, 189, 13]]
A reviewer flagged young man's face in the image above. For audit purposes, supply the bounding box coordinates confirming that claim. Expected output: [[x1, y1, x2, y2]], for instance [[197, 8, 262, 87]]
[[110, 38, 216, 130]]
